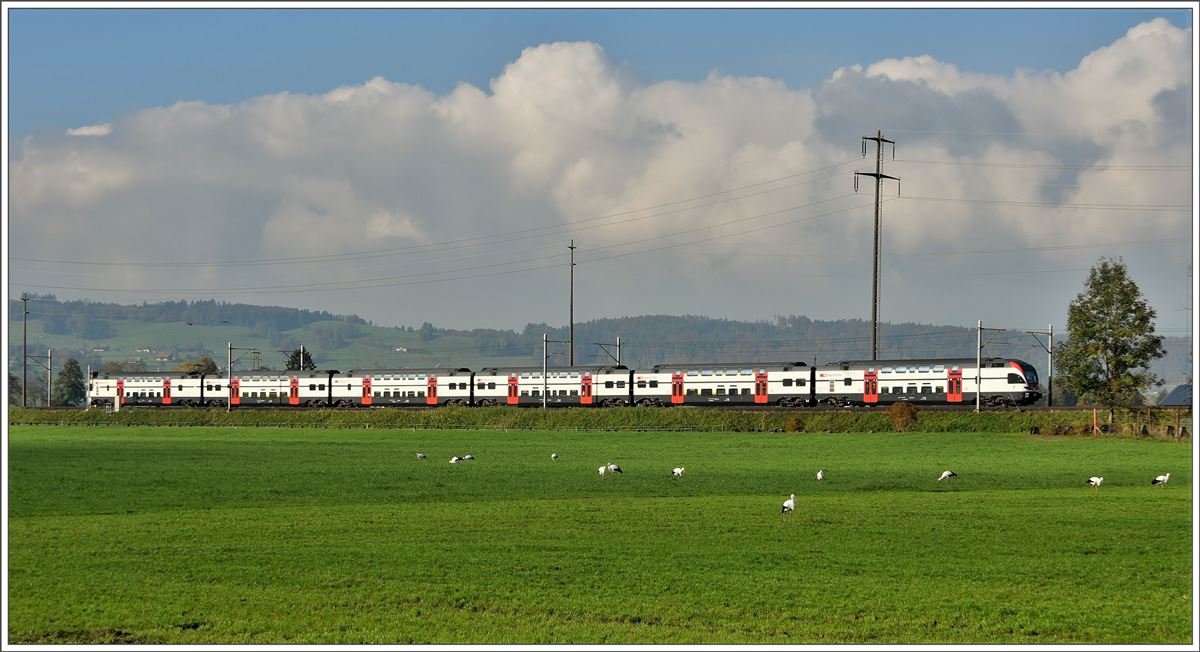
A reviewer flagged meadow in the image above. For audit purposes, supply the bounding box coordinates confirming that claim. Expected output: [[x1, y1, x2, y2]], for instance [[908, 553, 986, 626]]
[[7, 425, 1194, 644]]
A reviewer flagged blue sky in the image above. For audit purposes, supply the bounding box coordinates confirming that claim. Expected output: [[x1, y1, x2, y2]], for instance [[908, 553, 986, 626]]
[[8, 8, 1193, 139]]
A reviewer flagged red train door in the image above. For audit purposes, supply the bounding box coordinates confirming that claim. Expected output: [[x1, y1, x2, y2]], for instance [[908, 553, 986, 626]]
[[427, 376, 438, 405], [947, 368, 963, 403], [863, 369, 878, 404], [289, 377, 300, 405], [671, 373, 684, 404], [162, 378, 172, 405], [581, 373, 593, 405], [507, 375, 519, 405], [754, 371, 769, 404], [230, 378, 240, 406], [117, 379, 125, 406], [362, 376, 373, 406]]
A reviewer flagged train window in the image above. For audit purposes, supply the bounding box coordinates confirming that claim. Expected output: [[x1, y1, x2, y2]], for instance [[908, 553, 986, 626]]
[[951, 366, 960, 372], [701, 369, 713, 376], [686, 388, 698, 395], [206, 384, 212, 391], [782, 378, 792, 387], [842, 378, 850, 386], [907, 385, 917, 394], [521, 373, 531, 379], [318, 384, 324, 391], [616, 381, 626, 388], [922, 386, 932, 394], [798, 379, 806, 387], [992, 362, 1005, 368], [374, 391, 381, 398], [758, 369, 766, 374], [716, 387, 726, 395], [882, 366, 893, 373], [570, 390, 578, 396], [477, 382, 485, 390], [725, 369, 737, 376], [417, 391, 425, 398], [637, 381, 647, 389], [687, 370, 699, 376], [1007, 373, 1024, 384], [701, 388, 713, 396], [918, 365, 931, 373], [933, 365, 945, 372], [741, 388, 751, 395], [649, 380, 659, 388], [605, 381, 614, 389], [569, 372, 579, 378], [895, 365, 907, 373], [523, 390, 532, 397], [309, 384, 316, 391], [881, 386, 889, 394], [829, 381, 835, 392]]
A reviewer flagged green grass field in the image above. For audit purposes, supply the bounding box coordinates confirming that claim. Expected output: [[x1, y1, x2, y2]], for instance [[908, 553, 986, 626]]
[[7, 426, 1194, 644]]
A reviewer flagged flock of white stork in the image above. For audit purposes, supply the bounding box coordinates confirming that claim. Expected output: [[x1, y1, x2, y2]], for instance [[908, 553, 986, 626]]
[[410, 451, 1172, 512]]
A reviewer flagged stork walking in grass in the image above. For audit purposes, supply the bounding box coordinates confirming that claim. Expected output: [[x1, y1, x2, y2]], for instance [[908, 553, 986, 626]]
[[937, 470, 957, 482], [781, 494, 796, 514], [450, 456, 462, 464], [598, 465, 607, 477], [1088, 476, 1103, 488], [463, 454, 474, 461], [416, 453, 426, 461], [672, 467, 685, 478], [1153, 473, 1170, 486], [551, 453, 558, 461], [816, 469, 825, 481], [607, 463, 623, 474]]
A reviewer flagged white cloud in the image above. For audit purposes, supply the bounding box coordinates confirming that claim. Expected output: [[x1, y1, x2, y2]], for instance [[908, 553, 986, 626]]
[[65, 123, 112, 137], [8, 23, 1193, 332]]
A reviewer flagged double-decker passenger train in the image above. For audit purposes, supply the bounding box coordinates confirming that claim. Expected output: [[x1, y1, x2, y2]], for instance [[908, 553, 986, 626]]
[[88, 357, 1041, 409]]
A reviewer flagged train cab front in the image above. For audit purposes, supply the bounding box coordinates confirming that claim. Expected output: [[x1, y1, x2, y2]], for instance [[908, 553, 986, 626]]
[[1010, 360, 1042, 405]]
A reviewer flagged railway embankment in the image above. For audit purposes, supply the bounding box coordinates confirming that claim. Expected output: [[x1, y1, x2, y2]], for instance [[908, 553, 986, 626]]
[[7, 406, 1191, 437]]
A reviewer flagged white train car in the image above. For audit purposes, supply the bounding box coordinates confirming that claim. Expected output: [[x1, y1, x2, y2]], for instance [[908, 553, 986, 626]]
[[473, 366, 633, 407], [635, 362, 811, 407], [342, 368, 474, 407], [814, 358, 1041, 407]]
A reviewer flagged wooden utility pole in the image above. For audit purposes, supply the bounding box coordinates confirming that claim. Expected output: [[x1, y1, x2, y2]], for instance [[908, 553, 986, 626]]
[[855, 131, 899, 360]]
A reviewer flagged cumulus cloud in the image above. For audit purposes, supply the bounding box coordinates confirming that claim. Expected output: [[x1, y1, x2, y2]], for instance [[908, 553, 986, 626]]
[[8, 21, 1193, 332]]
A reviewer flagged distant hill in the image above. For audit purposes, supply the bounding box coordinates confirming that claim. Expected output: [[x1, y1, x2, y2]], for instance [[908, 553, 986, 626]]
[[7, 298, 1191, 404]]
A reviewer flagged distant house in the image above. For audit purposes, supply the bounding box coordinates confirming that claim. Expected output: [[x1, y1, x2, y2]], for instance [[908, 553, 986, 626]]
[[154, 354, 174, 362], [1158, 384, 1193, 408], [137, 347, 154, 353], [91, 345, 110, 352], [394, 347, 408, 353]]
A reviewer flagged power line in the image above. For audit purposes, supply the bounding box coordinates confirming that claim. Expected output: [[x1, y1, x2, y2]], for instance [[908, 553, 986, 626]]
[[894, 159, 1190, 171], [900, 196, 1191, 212], [12, 158, 863, 269]]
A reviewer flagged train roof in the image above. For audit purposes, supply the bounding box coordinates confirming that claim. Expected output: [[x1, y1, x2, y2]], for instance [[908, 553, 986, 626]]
[[476, 365, 629, 374], [347, 367, 473, 375], [822, 357, 1033, 368], [650, 361, 808, 372]]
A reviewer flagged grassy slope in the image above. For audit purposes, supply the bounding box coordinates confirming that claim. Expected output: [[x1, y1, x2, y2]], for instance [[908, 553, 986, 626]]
[[7, 427, 1193, 644]]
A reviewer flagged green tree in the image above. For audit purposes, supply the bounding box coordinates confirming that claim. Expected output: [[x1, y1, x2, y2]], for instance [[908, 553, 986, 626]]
[[286, 348, 316, 371], [8, 372, 21, 406], [53, 358, 87, 407], [178, 355, 220, 375], [1055, 257, 1165, 420]]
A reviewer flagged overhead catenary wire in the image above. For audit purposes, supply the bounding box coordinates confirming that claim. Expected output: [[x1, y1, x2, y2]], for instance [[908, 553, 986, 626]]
[[12, 158, 864, 269]]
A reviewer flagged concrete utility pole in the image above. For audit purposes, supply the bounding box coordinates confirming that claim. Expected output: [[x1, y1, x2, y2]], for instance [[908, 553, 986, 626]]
[[855, 131, 899, 361], [47, 349, 52, 407], [21, 293, 29, 407], [568, 240, 576, 366], [976, 320, 982, 413]]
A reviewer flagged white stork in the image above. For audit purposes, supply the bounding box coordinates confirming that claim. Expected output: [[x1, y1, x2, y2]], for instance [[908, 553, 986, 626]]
[[463, 454, 475, 461], [607, 463, 623, 474], [450, 456, 461, 464], [781, 494, 796, 514], [1088, 476, 1103, 488], [937, 470, 957, 482], [598, 465, 607, 477], [416, 452, 426, 461], [672, 467, 685, 478], [551, 453, 558, 461], [816, 469, 825, 481], [1153, 473, 1170, 486]]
